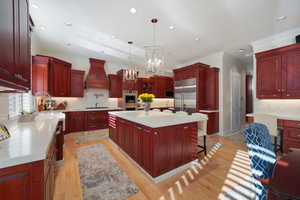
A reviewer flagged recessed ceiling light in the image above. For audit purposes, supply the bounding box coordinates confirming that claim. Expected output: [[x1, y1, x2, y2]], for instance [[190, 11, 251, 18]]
[[277, 16, 287, 21], [130, 8, 137, 14], [111, 35, 116, 39], [31, 4, 39, 9], [195, 38, 200, 41], [239, 49, 245, 53], [169, 26, 175, 30], [65, 22, 72, 27]]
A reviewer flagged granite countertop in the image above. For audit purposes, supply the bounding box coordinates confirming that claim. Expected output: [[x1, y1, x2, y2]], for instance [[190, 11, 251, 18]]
[[0, 112, 65, 169], [246, 113, 300, 121], [199, 110, 219, 113], [109, 110, 208, 128], [62, 107, 123, 112]]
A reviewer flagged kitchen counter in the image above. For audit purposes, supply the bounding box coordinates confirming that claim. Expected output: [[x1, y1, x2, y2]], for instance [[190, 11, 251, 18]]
[[199, 110, 219, 113], [0, 112, 65, 169], [246, 113, 300, 121], [52, 107, 123, 112], [109, 110, 207, 128]]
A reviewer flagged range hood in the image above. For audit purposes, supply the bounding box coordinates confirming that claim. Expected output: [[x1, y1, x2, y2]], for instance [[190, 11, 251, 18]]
[[85, 58, 109, 89]]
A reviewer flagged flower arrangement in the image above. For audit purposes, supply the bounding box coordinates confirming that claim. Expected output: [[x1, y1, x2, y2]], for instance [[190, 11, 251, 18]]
[[138, 93, 155, 103]]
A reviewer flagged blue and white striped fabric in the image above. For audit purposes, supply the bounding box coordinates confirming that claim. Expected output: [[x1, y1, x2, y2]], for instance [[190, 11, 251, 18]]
[[243, 123, 277, 200]]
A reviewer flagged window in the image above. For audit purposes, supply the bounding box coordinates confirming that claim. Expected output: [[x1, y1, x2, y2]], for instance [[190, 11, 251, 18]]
[[8, 92, 35, 119]]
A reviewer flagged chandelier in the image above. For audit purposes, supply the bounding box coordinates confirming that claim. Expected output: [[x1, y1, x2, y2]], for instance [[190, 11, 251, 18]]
[[145, 18, 164, 74], [123, 41, 139, 81]]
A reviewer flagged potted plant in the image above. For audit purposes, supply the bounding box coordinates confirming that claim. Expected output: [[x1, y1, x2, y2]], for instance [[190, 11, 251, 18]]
[[138, 93, 155, 112]]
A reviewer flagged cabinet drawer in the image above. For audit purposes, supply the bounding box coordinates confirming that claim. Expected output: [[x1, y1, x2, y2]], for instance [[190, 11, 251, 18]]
[[283, 120, 300, 128], [283, 128, 300, 140]]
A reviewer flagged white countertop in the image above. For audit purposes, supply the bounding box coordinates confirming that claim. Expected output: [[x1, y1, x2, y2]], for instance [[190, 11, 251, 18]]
[[199, 110, 219, 113], [109, 111, 208, 128], [246, 113, 300, 121], [0, 112, 65, 169], [62, 107, 122, 112]]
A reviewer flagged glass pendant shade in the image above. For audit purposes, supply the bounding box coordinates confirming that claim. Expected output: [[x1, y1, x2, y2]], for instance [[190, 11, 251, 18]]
[[123, 41, 139, 81], [145, 18, 164, 75]]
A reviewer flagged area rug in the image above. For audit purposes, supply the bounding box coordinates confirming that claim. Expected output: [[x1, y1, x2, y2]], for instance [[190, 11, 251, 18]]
[[76, 144, 139, 200], [75, 132, 108, 144]]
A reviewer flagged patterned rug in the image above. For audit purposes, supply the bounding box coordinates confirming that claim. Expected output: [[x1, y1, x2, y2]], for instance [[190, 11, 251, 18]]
[[76, 144, 139, 200], [75, 133, 108, 144]]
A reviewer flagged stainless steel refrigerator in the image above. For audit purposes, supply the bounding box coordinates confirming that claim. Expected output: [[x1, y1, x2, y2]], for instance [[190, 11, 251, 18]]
[[174, 78, 197, 112]]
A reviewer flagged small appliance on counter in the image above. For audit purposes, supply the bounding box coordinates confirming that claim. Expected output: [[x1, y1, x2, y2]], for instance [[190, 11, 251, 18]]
[[118, 90, 138, 110]]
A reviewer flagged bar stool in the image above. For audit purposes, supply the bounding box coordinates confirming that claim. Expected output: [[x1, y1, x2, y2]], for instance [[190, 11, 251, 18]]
[[254, 113, 283, 154], [192, 113, 208, 155]]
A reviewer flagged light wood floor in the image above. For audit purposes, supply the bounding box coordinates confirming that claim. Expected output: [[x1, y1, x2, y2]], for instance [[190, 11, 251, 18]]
[[53, 131, 248, 200]]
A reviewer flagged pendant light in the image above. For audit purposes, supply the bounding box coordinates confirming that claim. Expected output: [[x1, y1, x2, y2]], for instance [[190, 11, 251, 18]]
[[123, 41, 139, 81], [145, 18, 164, 75]]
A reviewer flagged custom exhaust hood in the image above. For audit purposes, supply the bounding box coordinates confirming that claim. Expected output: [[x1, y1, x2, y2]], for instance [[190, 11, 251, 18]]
[[85, 58, 109, 89]]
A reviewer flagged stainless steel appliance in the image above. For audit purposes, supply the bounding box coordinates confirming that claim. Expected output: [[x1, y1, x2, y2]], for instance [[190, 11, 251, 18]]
[[122, 90, 138, 110], [174, 78, 197, 112]]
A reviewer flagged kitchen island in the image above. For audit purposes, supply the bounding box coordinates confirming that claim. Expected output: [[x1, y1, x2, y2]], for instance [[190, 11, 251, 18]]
[[108, 111, 207, 182]]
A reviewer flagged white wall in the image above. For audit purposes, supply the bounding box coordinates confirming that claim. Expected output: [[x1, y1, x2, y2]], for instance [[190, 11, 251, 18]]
[[251, 27, 300, 115], [0, 94, 9, 121], [222, 53, 247, 135]]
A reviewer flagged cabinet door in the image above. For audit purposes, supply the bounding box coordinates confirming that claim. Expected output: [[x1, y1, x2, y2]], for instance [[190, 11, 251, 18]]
[[17, 0, 30, 88], [70, 70, 85, 97], [50, 61, 70, 97], [0, 0, 15, 82], [256, 55, 282, 98], [141, 128, 153, 174], [108, 75, 122, 98], [67, 112, 86, 133], [32, 63, 48, 96], [282, 50, 300, 98], [132, 126, 142, 163]]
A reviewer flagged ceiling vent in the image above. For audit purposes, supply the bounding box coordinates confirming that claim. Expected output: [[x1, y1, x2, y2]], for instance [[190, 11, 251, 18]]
[[85, 58, 109, 89]]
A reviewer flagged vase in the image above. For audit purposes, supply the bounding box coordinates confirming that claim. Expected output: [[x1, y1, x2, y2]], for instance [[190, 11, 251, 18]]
[[144, 102, 151, 112]]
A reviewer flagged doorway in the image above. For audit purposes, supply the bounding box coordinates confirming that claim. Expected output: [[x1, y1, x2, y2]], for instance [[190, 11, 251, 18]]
[[231, 71, 242, 132]]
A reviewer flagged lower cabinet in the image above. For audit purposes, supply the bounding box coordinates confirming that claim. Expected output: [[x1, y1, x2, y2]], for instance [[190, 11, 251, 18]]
[[283, 126, 300, 153], [66, 110, 119, 134], [109, 116, 197, 177], [0, 137, 57, 200], [200, 112, 219, 134]]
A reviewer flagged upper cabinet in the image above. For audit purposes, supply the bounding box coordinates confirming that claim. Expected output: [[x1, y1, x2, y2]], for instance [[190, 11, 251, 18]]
[[32, 55, 71, 97], [0, 0, 31, 90], [108, 74, 122, 98], [202, 67, 219, 110], [152, 76, 174, 98], [70, 70, 85, 97], [256, 43, 300, 99]]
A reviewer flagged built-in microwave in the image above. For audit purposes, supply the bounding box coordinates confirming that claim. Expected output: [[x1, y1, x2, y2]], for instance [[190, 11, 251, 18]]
[[122, 90, 138, 110]]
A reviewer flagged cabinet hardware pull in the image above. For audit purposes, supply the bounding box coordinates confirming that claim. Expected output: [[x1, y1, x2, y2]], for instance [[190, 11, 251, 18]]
[[297, 135, 300, 137], [184, 126, 189, 129], [154, 132, 159, 135], [287, 94, 291, 96]]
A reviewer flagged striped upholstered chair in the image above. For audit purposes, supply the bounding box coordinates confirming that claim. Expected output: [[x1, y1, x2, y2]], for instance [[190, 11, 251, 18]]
[[243, 123, 277, 200]]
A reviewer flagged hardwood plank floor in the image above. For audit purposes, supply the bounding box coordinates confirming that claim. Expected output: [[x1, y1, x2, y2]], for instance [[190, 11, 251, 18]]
[[53, 130, 248, 200]]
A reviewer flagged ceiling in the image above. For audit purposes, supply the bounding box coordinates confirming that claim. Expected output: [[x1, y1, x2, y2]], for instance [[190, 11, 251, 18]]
[[30, 0, 300, 70]]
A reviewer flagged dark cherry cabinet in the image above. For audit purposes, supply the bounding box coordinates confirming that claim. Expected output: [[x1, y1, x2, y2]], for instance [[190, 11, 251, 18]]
[[70, 70, 85, 97], [109, 116, 197, 177], [256, 55, 282, 98], [66, 112, 86, 133], [202, 67, 219, 110], [199, 112, 219, 135], [0, 136, 57, 200], [108, 74, 122, 98], [0, 0, 31, 90], [282, 49, 300, 98], [256, 43, 300, 99], [49, 59, 71, 97], [32, 55, 71, 97], [152, 76, 174, 98], [66, 110, 120, 134]]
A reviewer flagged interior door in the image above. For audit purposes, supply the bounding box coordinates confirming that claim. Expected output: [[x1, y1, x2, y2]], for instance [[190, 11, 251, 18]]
[[282, 49, 300, 98], [231, 72, 241, 132]]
